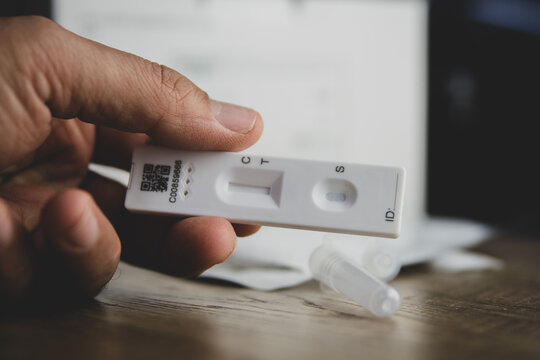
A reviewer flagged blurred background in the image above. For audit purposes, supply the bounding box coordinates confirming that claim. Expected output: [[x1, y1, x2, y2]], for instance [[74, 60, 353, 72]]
[[2, 0, 540, 235]]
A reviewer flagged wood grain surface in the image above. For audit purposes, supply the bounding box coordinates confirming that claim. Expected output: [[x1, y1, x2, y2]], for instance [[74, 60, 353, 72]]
[[1, 233, 539, 360]]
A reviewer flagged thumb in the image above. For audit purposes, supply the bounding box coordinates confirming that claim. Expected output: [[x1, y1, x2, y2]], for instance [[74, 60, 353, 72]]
[[17, 16, 263, 151]]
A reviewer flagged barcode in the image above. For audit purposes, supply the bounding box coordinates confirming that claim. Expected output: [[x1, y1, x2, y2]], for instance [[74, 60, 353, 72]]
[[140, 163, 171, 192]]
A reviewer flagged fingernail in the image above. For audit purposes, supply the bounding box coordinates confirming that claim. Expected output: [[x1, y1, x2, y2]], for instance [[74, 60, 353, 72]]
[[210, 100, 257, 134], [60, 207, 99, 251]]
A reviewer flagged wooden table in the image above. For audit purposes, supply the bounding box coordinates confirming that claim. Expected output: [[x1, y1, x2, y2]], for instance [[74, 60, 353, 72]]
[[1, 233, 539, 360]]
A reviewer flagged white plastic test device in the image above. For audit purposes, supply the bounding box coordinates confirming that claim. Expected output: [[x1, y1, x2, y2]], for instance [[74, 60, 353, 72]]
[[125, 145, 405, 237]]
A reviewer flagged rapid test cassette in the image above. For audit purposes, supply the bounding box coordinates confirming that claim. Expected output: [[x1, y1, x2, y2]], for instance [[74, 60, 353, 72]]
[[125, 145, 405, 238]]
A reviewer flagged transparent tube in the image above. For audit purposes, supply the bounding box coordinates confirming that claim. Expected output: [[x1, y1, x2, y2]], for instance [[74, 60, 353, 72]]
[[361, 247, 401, 282], [309, 245, 401, 318], [322, 235, 402, 282]]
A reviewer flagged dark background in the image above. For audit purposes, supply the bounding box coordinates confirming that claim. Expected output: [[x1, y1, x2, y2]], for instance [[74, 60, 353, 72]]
[[428, 0, 540, 235], [2, 0, 540, 235], [0, 0, 51, 18]]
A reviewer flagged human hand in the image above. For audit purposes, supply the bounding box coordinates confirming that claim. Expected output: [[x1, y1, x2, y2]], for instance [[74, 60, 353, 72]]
[[0, 16, 263, 302]]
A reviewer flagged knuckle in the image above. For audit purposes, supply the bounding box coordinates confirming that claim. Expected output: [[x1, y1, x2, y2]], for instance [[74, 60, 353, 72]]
[[152, 63, 209, 112], [6, 16, 63, 46], [0, 16, 69, 79], [27, 17, 68, 55], [27, 16, 64, 40], [0, 86, 52, 168], [25, 15, 58, 31]]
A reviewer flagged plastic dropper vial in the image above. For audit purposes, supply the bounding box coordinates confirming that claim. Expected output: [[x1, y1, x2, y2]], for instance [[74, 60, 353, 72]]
[[321, 234, 402, 282], [309, 245, 401, 318]]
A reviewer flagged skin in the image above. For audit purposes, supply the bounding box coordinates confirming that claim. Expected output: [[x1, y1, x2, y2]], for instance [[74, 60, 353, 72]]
[[0, 16, 263, 303]]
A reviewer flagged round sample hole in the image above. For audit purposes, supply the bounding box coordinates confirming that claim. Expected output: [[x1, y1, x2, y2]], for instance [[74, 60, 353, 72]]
[[312, 178, 357, 211]]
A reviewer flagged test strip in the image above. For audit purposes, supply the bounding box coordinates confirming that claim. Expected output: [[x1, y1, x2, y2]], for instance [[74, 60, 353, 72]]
[[125, 145, 406, 238]]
